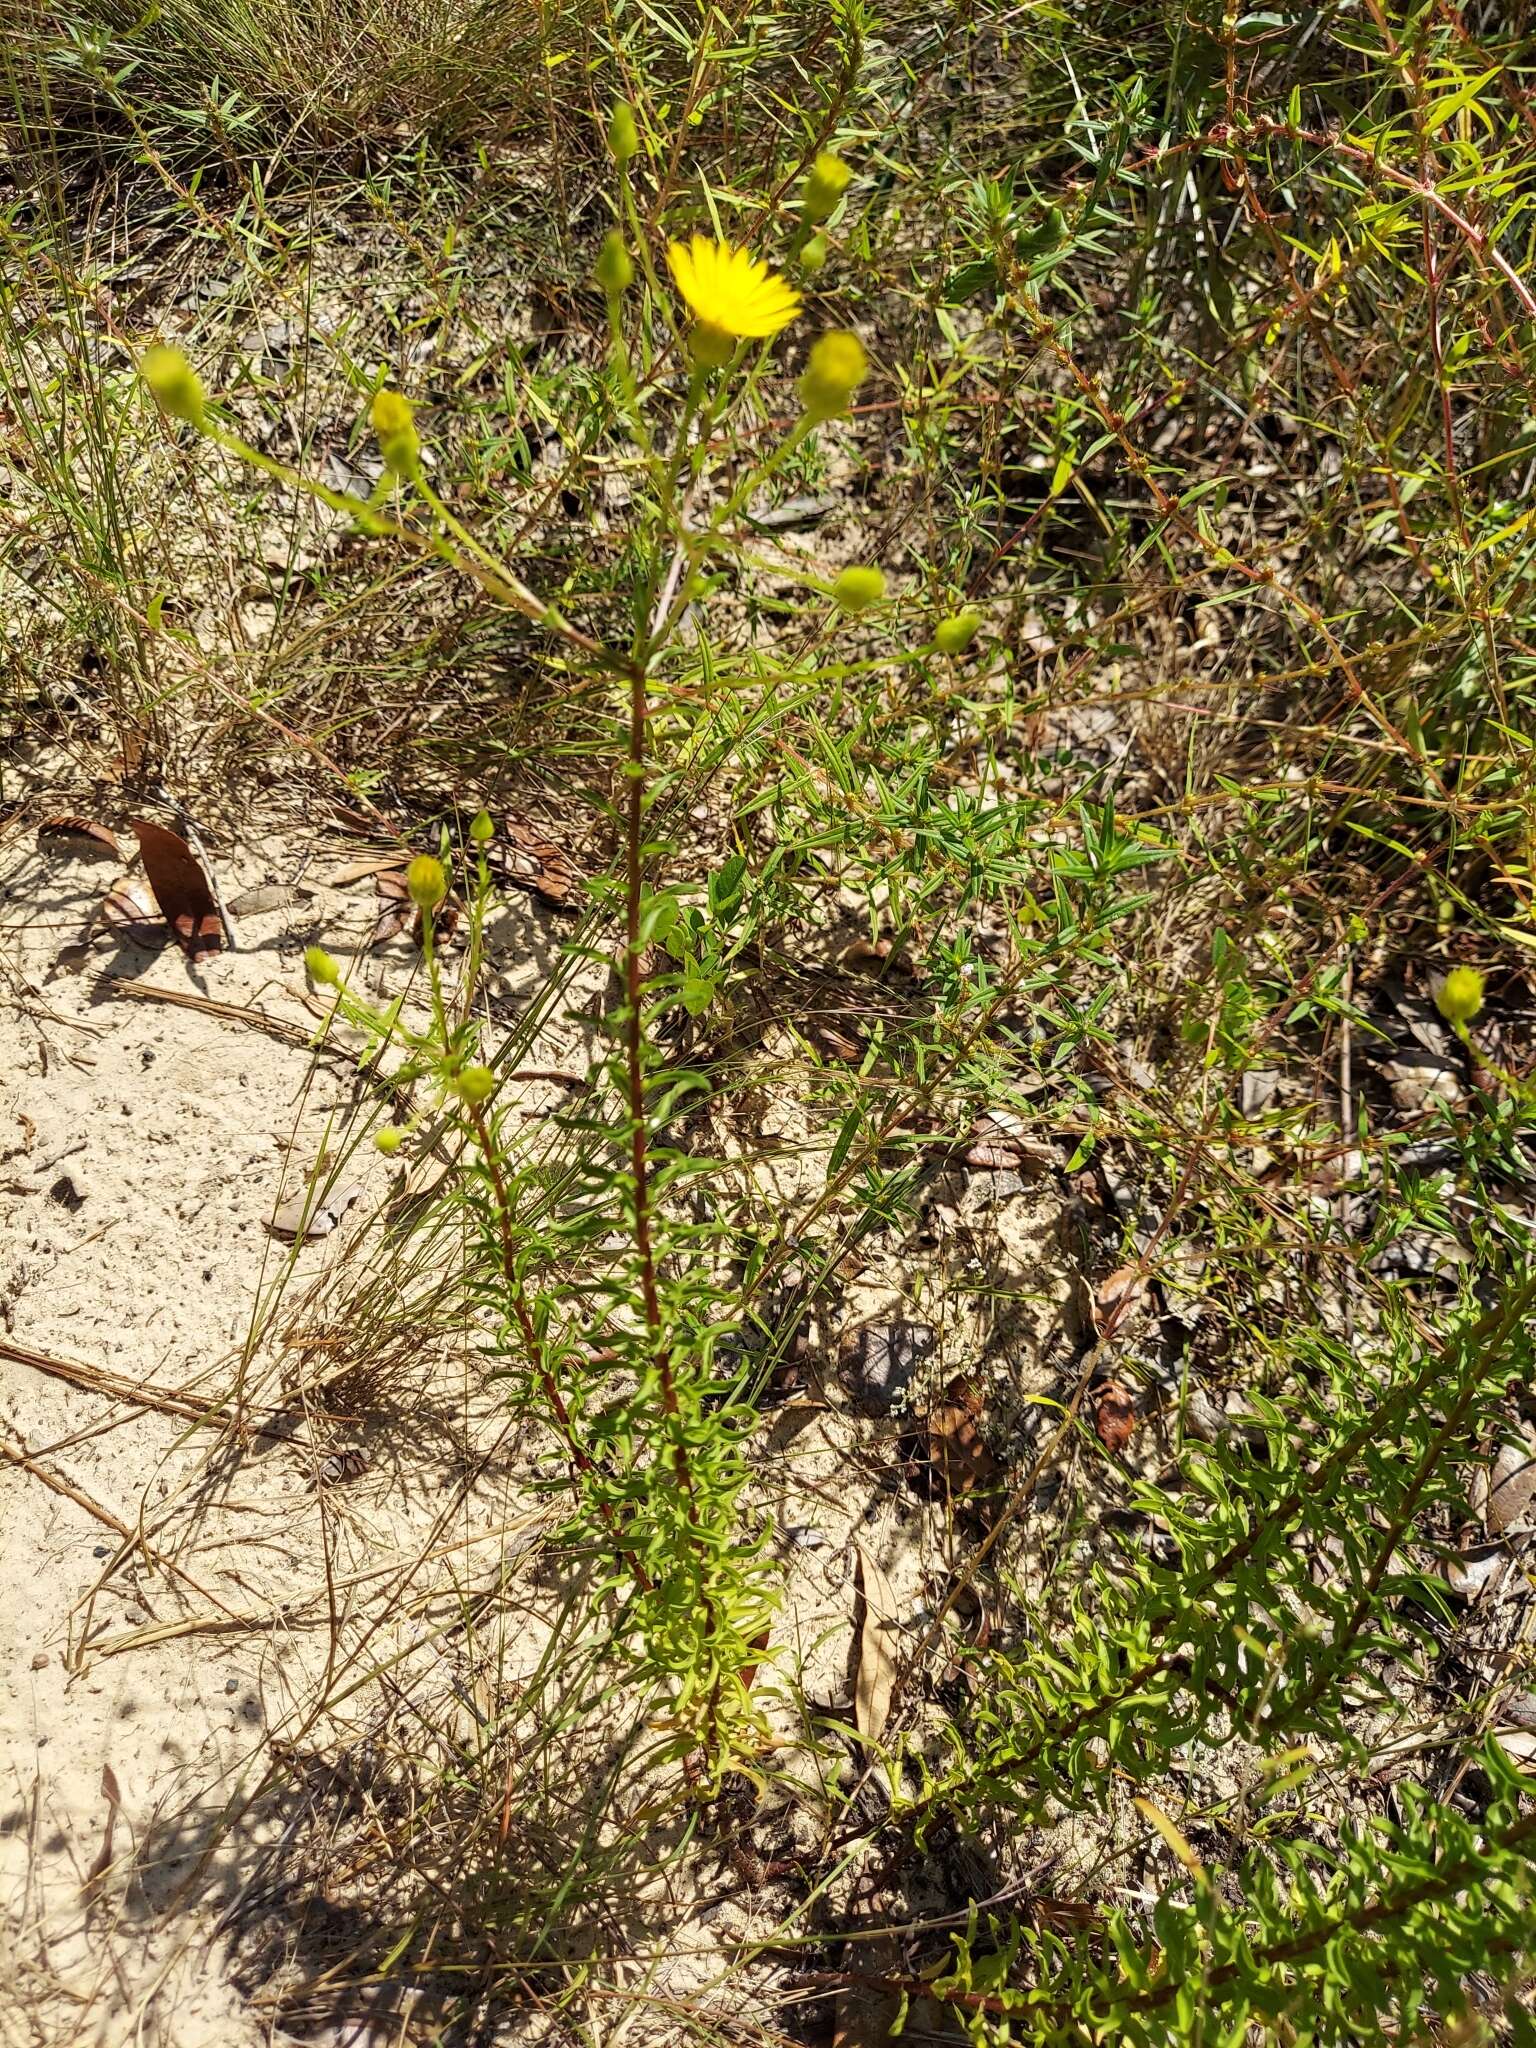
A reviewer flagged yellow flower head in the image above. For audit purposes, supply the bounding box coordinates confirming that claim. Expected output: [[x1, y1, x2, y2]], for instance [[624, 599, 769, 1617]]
[[666, 236, 801, 345]]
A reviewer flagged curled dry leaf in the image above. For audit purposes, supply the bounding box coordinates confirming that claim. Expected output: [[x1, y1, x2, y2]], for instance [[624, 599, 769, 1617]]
[[39, 816, 122, 860], [499, 815, 584, 910], [1094, 1380, 1139, 1455], [964, 1110, 1054, 1172], [81, 1762, 122, 1902], [1093, 1261, 1149, 1337], [927, 1374, 1001, 1498], [131, 820, 222, 960], [853, 1541, 899, 1743], [100, 876, 163, 948]]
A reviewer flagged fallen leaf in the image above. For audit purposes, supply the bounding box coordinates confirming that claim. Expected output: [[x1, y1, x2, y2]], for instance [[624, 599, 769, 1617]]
[[99, 876, 163, 948], [38, 816, 122, 860], [1094, 1262, 1149, 1337], [964, 1112, 1054, 1172], [80, 1763, 121, 1901], [372, 869, 414, 946], [1094, 1381, 1138, 1455], [926, 1375, 1001, 1498], [269, 1181, 365, 1242], [131, 820, 222, 960], [853, 1542, 899, 1743], [228, 883, 315, 917], [331, 854, 406, 886], [1486, 1432, 1536, 1536], [499, 815, 584, 910]]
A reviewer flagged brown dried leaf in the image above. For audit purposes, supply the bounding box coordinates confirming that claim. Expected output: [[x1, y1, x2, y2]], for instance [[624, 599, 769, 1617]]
[[81, 1763, 122, 1901], [1094, 1262, 1149, 1337], [500, 815, 584, 909], [131, 820, 222, 960], [39, 816, 122, 860], [372, 868, 414, 946], [927, 1375, 1001, 1498], [853, 1541, 899, 1743], [1094, 1381, 1139, 1455]]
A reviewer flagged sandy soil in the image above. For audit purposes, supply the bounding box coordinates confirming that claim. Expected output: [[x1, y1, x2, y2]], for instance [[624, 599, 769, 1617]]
[[0, 781, 582, 2046]]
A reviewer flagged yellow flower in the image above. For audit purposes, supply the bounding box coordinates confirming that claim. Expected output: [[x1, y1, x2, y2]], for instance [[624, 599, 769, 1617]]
[[666, 236, 801, 353]]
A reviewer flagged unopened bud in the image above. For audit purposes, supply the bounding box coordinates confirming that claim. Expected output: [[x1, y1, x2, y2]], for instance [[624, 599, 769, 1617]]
[[832, 565, 886, 613], [934, 610, 983, 655], [798, 329, 867, 421], [370, 388, 420, 481], [140, 345, 205, 430], [803, 152, 852, 225], [406, 854, 448, 912], [608, 102, 639, 166], [595, 231, 634, 297], [1435, 965, 1485, 1024]]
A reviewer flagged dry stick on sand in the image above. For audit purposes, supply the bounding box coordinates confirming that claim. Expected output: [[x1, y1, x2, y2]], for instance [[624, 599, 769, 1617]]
[[2, 1336, 301, 1445], [0, 1430, 240, 1636]]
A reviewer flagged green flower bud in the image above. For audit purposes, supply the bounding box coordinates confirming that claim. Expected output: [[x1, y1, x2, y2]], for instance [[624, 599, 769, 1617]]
[[934, 609, 983, 655], [406, 854, 448, 912], [469, 809, 495, 844], [608, 101, 639, 165], [304, 945, 340, 987], [140, 345, 205, 430], [374, 1127, 405, 1156], [798, 329, 867, 421], [832, 565, 886, 613], [453, 1063, 497, 1106], [595, 231, 634, 297], [1435, 965, 1485, 1024], [370, 387, 420, 481], [689, 321, 736, 370], [799, 231, 828, 274], [803, 152, 852, 224]]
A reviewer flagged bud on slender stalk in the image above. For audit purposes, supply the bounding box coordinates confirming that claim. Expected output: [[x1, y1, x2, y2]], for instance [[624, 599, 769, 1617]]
[[798, 330, 867, 421], [608, 101, 639, 165], [140, 345, 206, 430], [406, 855, 448, 912], [803, 152, 852, 225]]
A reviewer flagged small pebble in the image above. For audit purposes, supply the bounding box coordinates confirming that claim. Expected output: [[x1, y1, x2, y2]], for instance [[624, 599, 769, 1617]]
[[31, 1651, 48, 1671], [92, 1545, 109, 1559], [225, 1678, 239, 1695]]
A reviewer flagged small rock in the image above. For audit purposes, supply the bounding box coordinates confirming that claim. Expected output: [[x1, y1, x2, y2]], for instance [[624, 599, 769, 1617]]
[[225, 1678, 239, 1695], [31, 1651, 48, 1670], [840, 1320, 936, 1417]]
